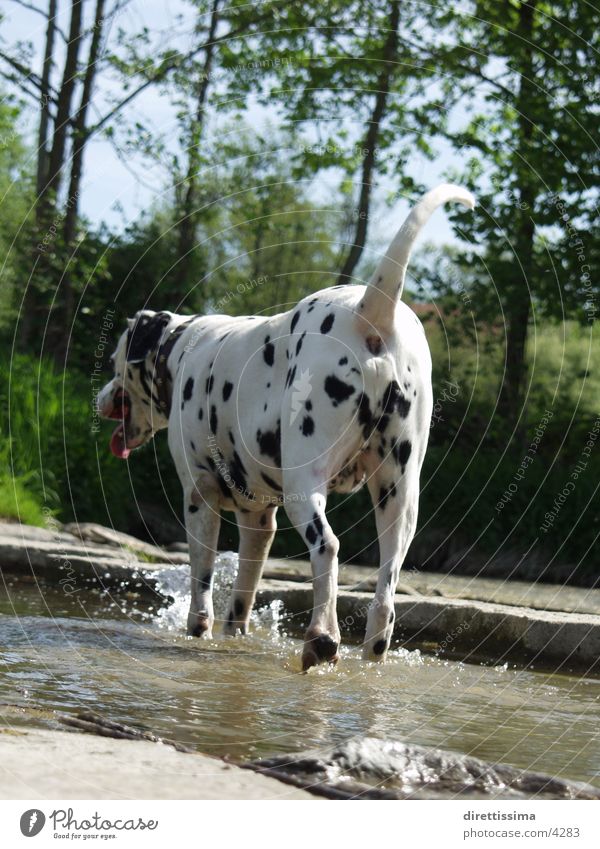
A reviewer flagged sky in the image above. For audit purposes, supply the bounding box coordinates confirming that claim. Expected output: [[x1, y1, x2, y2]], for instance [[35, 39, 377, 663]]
[[1, 0, 464, 247]]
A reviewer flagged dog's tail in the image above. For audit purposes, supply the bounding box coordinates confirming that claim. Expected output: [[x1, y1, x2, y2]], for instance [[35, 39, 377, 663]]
[[356, 183, 475, 337]]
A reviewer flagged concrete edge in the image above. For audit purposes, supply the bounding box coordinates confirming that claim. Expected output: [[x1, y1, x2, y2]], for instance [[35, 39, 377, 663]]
[[256, 581, 600, 672]]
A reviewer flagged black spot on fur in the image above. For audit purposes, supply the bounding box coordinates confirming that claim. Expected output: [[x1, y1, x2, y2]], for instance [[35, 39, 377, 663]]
[[263, 335, 275, 366], [324, 374, 355, 406], [376, 410, 392, 432], [356, 393, 374, 440], [338, 356, 348, 365], [285, 364, 297, 388], [200, 573, 212, 590], [305, 399, 312, 411], [259, 514, 267, 527], [301, 416, 314, 436], [320, 313, 335, 334], [229, 450, 247, 492], [205, 454, 233, 500], [222, 381, 233, 401], [205, 374, 214, 394], [210, 405, 218, 434], [295, 331, 306, 356], [306, 523, 318, 545], [392, 438, 412, 472], [378, 485, 391, 511], [373, 639, 387, 655], [290, 310, 301, 333], [261, 472, 282, 492], [198, 407, 203, 420], [229, 430, 235, 445], [313, 513, 324, 537], [256, 421, 281, 466], [183, 377, 194, 402], [234, 598, 244, 617], [382, 380, 411, 418], [188, 504, 199, 513], [126, 311, 170, 363]]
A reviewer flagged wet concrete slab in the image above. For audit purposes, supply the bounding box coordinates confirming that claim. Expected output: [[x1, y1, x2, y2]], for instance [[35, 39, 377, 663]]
[[0, 726, 313, 800]]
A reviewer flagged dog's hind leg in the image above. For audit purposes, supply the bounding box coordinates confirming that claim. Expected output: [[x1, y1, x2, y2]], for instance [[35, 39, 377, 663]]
[[185, 476, 221, 638], [283, 473, 340, 671], [362, 456, 420, 661], [223, 506, 278, 636]]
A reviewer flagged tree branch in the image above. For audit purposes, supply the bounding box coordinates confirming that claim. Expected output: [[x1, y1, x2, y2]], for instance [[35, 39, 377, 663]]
[[85, 9, 278, 139], [7, 0, 67, 42], [0, 49, 50, 93]]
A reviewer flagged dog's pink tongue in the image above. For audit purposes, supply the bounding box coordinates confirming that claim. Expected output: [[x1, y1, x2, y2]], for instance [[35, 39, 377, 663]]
[[110, 424, 130, 459]]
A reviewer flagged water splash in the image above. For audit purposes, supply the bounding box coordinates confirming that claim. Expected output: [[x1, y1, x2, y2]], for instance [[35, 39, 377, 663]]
[[152, 551, 239, 632], [151, 552, 286, 639], [252, 598, 285, 639]]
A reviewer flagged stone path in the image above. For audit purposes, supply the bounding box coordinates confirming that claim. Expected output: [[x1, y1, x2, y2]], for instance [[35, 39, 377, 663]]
[[2, 520, 599, 670]]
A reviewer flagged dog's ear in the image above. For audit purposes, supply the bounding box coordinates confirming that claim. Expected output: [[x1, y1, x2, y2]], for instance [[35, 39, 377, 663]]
[[126, 311, 170, 363]]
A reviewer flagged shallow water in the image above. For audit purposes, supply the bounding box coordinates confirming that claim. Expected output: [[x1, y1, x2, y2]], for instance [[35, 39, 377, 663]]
[[0, 555, 599, 788]]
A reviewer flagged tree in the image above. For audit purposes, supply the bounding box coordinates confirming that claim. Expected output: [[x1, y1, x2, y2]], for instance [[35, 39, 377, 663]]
[[2, 0, 248, 358], [427, 0, 600, 428], [0, 98, 30, 323], [218, 0, 437, 284]]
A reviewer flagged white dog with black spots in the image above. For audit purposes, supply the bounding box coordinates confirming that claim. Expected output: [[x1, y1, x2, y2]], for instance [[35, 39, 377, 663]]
[[98, 184, 475, 670]]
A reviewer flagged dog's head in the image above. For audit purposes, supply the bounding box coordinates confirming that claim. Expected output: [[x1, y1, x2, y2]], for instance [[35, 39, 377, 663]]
[[97, 310, 174, 459]]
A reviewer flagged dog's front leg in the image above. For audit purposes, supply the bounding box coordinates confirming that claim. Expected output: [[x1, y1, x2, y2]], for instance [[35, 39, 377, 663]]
[[223, 506, 278, 636], [185, 481, 221, 638]]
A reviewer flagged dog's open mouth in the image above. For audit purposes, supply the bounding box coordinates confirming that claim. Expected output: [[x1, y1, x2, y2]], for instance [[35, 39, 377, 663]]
[[106, 389, 132, 460]]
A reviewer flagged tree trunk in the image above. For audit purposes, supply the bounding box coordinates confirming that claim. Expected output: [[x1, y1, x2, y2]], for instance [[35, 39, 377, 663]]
[[21, 0, 58, 349], [22, 0, 84, 355], [52, 0, 107, 363], [36, 0, 58, 198], [174, 0, 221, 304], [337, 0, 400, 284], [43, 0, 84, 209], [497, 0, 537, 429]]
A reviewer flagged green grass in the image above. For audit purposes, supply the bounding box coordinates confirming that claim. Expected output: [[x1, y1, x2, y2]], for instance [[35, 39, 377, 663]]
[[0, 472, 47, 526]]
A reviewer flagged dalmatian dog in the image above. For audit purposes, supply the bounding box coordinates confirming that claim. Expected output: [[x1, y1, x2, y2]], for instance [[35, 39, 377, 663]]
[[98, 184, 474, 670]]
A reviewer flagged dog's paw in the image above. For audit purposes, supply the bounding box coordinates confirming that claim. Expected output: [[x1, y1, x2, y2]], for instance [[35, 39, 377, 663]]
[[362, 634, 391, 662], [302, 629, 340, 672], [222, 601, 250, 637], [187, 612, 213, 639]]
